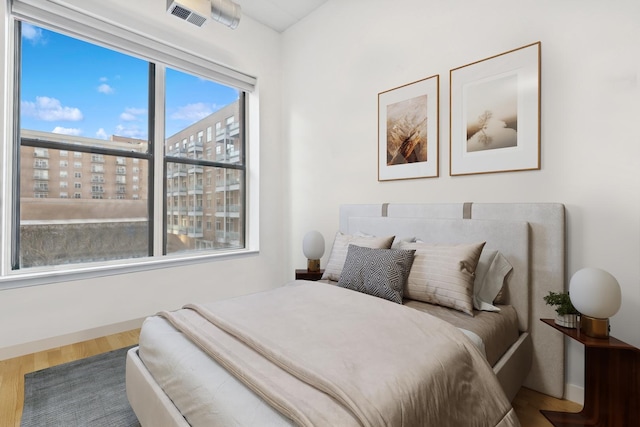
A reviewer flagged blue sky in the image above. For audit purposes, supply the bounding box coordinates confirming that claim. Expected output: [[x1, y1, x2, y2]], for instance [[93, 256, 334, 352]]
[[20, 22, 239, 141]]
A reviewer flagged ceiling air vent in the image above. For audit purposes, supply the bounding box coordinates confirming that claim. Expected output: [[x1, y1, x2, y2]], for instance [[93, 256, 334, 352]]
[[167, 0, 209, 27]]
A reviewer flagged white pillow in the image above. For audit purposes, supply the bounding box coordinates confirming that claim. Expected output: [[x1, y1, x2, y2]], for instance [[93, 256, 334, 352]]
[[321, 232, 395, 281], [473, 250, 513, 312]]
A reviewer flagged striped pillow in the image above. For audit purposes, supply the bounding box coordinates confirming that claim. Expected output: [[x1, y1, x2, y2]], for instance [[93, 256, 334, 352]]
[[321, 232, 395, 281], [399, 241, 486, 316]]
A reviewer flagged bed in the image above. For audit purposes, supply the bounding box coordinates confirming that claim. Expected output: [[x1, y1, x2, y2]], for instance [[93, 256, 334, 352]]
[[126, 202, 566, 426]]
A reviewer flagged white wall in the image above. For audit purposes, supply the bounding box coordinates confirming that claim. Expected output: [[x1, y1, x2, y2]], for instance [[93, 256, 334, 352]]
[[0, 0, 286, 359], [2, 0, 638, 400], [282, 0, 640, 397]]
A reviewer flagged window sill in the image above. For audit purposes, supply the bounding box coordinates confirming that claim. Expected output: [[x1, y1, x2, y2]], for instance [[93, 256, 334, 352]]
[[0, 249, 259, 291]]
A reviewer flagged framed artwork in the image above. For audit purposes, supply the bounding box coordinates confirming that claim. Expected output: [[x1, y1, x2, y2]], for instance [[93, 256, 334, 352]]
[[449, 42, 541, 176], [378, 75, 439, 181]]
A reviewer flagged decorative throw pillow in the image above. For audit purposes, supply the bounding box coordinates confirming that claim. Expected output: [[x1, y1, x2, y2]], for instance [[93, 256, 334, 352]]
[[337, 245, 415, 304], [399, 241, 486, 315], [391, 236, 416, 249], [473, 250, 513, 312], [321, 232, 395, 281]]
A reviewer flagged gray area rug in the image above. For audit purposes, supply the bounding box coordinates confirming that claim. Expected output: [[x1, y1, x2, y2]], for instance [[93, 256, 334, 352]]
[[21, 346, 140, 427]]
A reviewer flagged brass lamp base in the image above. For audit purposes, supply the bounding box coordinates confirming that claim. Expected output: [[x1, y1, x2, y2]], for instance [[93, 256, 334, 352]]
[[580, 315, 610, 338], [307, 259, 320, 272]]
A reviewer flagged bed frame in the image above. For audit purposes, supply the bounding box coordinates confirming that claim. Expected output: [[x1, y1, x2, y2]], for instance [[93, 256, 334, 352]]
[[126, 202, 566, 426]]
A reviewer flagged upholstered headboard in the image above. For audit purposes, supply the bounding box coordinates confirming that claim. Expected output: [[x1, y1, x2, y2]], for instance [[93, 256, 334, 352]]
[[338, 202, 566, 399]]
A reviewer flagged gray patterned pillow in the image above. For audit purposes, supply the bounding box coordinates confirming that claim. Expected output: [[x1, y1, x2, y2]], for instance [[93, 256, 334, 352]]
[[337, 245, 415, 304]]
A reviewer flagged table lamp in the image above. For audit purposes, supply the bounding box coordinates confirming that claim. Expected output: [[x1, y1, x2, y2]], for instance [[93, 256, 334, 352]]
[[569, 267, 621, 338], [302, 231, 325, 272]]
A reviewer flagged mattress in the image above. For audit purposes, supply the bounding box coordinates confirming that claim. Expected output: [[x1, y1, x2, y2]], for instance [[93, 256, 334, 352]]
[[403, 299, 520, 366], [137, 289, 520, 426]]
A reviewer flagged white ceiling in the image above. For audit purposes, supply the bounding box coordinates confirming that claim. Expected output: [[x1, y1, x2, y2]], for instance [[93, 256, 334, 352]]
[[236, 0, 328, 33]]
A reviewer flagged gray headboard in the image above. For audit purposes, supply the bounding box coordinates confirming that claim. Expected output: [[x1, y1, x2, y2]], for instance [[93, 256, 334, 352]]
[[338, 202, 566, 399]]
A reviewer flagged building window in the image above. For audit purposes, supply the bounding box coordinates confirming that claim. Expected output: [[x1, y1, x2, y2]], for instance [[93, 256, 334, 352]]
[[34, 147, 48, 157], [34, 159, 48, 169], [10, 18, 249, 273], [33, 170, 49, 180]]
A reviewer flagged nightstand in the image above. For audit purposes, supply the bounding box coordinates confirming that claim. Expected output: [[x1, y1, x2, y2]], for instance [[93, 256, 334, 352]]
[[295, 269, 324, 281], [540, 318, 640, 427]]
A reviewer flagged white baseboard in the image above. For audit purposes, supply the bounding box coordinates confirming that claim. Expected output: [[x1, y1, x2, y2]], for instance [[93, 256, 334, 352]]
[[564, 383, 584, 405], [0, 317, 144, 361]]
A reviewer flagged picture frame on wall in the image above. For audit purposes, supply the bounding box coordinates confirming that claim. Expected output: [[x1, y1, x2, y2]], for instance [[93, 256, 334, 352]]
[[378, 75, 439, 181], [449, 42, 541, 176]]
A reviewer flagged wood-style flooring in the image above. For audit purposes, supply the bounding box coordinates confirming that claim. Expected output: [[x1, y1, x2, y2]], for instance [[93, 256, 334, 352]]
[[0, 329, 582, 426]]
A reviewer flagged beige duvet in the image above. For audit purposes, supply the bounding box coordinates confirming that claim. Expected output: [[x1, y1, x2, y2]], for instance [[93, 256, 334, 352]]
[[159, 281, 520, 427]]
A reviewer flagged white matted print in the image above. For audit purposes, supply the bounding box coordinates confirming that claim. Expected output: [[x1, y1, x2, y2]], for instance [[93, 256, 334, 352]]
[[378, 75, 439, 181], [450, 42, 540, 176]]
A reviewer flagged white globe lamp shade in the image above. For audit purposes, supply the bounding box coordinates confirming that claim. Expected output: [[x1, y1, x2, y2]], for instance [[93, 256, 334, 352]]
[[302, 231, 325, 272], [569, 267, 621, 338]]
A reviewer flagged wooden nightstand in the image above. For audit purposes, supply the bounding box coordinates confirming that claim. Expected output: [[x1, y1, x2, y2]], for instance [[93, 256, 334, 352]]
[[540, 318, 640, 427], [295, 269, 324, 281]]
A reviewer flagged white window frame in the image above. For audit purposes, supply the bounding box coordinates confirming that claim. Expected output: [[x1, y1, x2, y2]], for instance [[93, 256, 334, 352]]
[[0, 0, 260, 290]]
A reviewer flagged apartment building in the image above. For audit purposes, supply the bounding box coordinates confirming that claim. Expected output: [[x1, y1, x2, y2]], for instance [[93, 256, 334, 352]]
[[18, 101, 243, 267], [165, 101, 243, 251]]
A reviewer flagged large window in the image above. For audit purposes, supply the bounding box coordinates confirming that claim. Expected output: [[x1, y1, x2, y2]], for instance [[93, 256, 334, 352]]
[[12, 20, 247, 271], [164, 68, 245, 255]]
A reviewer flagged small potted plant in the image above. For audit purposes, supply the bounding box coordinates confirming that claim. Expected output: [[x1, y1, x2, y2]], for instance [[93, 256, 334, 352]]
[[543, 291, 580, 328]]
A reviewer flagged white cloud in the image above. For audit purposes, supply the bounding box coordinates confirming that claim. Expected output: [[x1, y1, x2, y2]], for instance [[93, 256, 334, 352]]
[[96, 128, 108, 139], [120, 107, 146, 121], [170, 103, 213, 121], [21, 23, 44, 44], [21, 96, 83, 121], [115, 124, 146, 140], [52, 126, 82, 136], [99, 77, 108, 82], [97, 83, 114, 94]]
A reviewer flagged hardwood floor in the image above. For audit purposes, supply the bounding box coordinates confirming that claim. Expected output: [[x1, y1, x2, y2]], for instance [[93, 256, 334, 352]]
[[0, 329, 581, 427], [0, 329, 140, 427]]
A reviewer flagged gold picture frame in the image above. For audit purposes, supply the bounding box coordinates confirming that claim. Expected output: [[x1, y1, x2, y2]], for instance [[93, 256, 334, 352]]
[[449, 42, 541, 176], [378, 75, 439, 181]]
